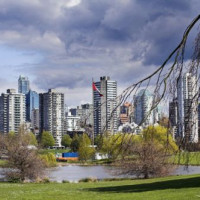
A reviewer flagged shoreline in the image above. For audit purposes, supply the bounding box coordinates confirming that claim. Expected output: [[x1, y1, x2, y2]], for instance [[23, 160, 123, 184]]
[[56, 161, 114, 167]]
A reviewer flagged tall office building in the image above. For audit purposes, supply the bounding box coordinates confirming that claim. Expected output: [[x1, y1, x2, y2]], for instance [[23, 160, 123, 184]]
[[93, 76, 117, 136], [39, 89, 64, 147], [0, 89, 26, 134], [177, 73, 198, 142], [134, 89, 160, 127], [18, 75, 30, 94], [26, 90, 39, 122]]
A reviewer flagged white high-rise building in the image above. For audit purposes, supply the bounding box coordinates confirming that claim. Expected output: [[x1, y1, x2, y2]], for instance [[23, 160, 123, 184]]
[[93, 76, 117, 136], [39, 89, 64, 147], [0, 89, 26, 134], [134, 89, 160, 127], [177, 73, 198, 143]]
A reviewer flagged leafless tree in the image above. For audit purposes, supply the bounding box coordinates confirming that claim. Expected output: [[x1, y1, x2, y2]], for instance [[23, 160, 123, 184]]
[[117, 141, 174, 179], [0, 129, 45, 182]]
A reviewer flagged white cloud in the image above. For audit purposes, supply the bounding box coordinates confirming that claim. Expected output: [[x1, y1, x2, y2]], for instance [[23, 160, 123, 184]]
[[65, 0, 81, 8]]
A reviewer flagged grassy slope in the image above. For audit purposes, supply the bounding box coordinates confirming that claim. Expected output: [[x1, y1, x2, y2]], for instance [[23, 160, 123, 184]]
[[0, 174, 200, 200], [173, 152, 200, 165]]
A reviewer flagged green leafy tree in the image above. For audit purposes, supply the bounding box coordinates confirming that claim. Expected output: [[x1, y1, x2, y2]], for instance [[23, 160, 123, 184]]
[[41, 131, 55, 148], [26, 132, 38, 146], [100, 133, 123, 160], [94, 134, 103, 151], [40, 152, 57, 167], [142, 125, 178, 153], [70, 134, 80, 152], [61, 134, 72, 148], [78, 133, 95, 161]]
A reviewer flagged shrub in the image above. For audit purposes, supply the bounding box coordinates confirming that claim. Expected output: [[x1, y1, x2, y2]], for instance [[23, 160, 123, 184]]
[[79, 177, 98, 183], [62, 180, 70, 183], [0, 130, 45, 182], [40, 153, 57, 167]]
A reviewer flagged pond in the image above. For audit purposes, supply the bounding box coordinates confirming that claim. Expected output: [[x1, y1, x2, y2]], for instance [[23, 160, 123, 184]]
[[47, 165, 116, 182], [1, 165, 200, 182], [47, 165, 200, 182]]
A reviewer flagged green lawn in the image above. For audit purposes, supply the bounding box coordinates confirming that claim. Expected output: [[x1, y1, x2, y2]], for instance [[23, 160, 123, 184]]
[[173, 152, 200, 165], [0, 174, 200, 200], [38, 149, 69, 155], [0, 159, 7, 167]]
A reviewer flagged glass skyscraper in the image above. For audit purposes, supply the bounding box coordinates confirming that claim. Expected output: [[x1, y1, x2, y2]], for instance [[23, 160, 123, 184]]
[[26, 90, 39, 122], [18, 75, 30, 94], [134, 89, 160, 127]]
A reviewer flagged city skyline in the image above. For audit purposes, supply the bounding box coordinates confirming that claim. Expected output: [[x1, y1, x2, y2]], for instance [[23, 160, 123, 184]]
[[0, 2, 200, 193], [0, 1, 199, 106]]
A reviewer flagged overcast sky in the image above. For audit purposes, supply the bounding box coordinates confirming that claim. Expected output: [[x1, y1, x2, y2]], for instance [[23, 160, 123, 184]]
[[0, 0, 199, 107]]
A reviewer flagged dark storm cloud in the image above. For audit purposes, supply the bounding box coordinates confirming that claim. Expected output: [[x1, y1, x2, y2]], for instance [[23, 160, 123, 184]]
[[57, 0, 198, 65], [0, 0, 199, 94]]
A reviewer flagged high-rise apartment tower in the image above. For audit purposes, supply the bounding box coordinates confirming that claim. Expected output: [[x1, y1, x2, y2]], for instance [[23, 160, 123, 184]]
[[177, 73, 198, 142], [39, 89, 64, 147], [93, 76, 117, 136], [0, 89, 26, 134]]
